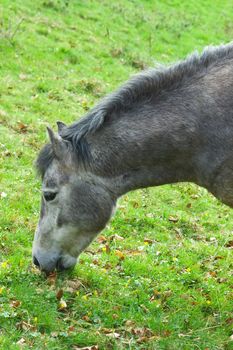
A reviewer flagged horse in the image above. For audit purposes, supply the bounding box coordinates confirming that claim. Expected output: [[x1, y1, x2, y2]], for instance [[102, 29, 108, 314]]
[[33, 42, 233, 273]]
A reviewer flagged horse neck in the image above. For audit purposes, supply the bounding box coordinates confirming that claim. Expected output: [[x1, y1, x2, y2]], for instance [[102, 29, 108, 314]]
[[86, 101, 198, 197]]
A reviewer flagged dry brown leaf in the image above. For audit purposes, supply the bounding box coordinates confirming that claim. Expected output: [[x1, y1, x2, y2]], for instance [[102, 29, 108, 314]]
[[56, 289, 64, 300], [47, 271, 57, 285], [97, 235, 107, 243], [51, 332, 59, 338], [65, 279, 83, 293], [214, 255, 224, 260], [226, 317, 233, 325], [105, 332, 121, 339], [105, 244, 111, 254], [125, 320, 136, 327], [136, 335, 160, 343], [92, 259, 99, 265], [82, 315, 90, 322], [132, 201, 139, 208], [125, 249, 143, 256], [168, 216, 179, 223], [16, 338, 26, 346], [109, 234, 124, 241], [225, 240, 233, 248], [144, 238, 154, 245], [217, 277, 227, 283], [68, 325, 76, 332], [103, 262, 112, 270], [115, 250, 125, 260], [17, 121, 28, 133], [162, 330, 172, 337], [131, 327, 153, 337], [10, 300, 21, 308], [16, 321, 36, 331], [140, 304, 149, 313], [101, 327, 114, 334]]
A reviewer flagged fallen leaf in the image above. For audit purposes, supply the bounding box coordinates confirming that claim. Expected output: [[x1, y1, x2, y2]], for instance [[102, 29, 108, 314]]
[[68, 325, 76, 332], [56, 289, 64, 300], [125, 320, 136, 327], [82, 315, 90, 322], [131, 327, 153, 337], [97, 235, 107, 243], [207, 271, 217, 278], [100, 328, 114, 334], [109, 234, 124, 241], [2, 150, 12, 157], [115, 250, 125, 260], [225, 240, 233, 248], [17, 121, 28, 133], [16, 338, 26, 346], [136, 335, 160, 343], [92, 259, 99, 265], [105, 332, 121, 339], [162, 330, 172, 337], [47, 271, 57, 285], [226, 317, 233, 325], [217, 277, 227, 283], [104, 244, 110, 254], [126, 249, 144, 256], [16, 321, 36, 331], [168, 216, 179, 223], [144, 238, 155, 245], [10, 300, 21, 308], [58, 299, 67, 311], [214, 256, 224, 260], [65, 279, 83, 293], [51, 332, 59, 338]]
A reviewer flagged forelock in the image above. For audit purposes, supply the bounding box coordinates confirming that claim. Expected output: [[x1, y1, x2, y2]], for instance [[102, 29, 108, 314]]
[[36, 143, 55, 178]]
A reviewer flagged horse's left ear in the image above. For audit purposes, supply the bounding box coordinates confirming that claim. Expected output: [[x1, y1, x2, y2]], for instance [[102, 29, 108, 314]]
[[57, 121, 67, 135], [47, 127, 68, 159]]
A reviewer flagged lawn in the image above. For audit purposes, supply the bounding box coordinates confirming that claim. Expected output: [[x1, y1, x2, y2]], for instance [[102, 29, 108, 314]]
[[1, 0, 233, 349]]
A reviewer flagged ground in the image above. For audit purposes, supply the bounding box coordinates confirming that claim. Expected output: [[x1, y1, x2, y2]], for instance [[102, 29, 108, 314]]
[[0, 0, 233, 349]]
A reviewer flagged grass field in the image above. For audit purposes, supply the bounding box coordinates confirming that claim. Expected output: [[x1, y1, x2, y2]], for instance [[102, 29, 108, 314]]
[[1, 0, 233, 349]]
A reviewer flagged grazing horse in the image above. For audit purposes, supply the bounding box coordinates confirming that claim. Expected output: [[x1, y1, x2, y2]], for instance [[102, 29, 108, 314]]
[[33, 43, 233, 273]]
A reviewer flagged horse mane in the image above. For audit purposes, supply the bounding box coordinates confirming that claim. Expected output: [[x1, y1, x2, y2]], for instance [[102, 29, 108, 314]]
[[36, 42, 233, 176]]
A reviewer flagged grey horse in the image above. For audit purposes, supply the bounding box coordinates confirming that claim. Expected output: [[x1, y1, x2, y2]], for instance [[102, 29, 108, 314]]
[[33, 42, 233, 273]]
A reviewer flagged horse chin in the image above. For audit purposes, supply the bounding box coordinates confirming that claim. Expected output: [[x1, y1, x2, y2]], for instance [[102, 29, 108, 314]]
[[59, 254, 77, 271]]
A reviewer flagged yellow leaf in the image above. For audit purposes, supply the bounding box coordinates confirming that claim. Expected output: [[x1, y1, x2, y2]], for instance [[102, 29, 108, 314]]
[[58, 299, 67, 310], [115, 250, 125, 260], [1, 261, 9, 269]]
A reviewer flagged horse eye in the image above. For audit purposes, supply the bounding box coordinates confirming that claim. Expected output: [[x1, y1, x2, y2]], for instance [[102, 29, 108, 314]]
[[43, 191, 57, 202]]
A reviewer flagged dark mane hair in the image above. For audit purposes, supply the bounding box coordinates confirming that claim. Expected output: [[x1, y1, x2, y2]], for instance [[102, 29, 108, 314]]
[[36, 42, 233, 176]]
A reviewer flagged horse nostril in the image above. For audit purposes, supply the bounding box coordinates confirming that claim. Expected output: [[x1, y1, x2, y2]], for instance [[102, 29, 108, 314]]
[[33, 256, 40, 268]]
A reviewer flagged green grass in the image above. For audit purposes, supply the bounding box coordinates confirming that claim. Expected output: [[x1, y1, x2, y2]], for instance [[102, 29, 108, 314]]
[[1, 0, 233, 349]]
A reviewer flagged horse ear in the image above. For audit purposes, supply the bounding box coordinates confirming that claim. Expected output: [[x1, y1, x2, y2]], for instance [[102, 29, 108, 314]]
[[47, 127, 68, 159], [57, 121, 67, 135]]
